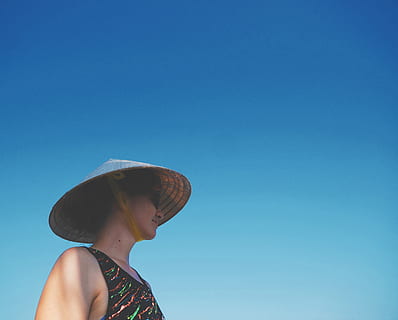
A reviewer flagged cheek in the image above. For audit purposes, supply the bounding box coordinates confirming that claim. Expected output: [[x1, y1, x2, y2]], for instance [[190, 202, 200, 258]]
[[126, 196, 155, 221], [133, 203, 154, 221]]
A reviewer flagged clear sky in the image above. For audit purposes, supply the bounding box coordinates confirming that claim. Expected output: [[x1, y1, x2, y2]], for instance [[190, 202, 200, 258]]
[[1, 0, 397, 319]]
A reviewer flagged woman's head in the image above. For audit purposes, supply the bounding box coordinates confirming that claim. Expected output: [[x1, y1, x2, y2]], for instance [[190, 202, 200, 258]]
[[50, 159, 191, 243], [66, 170, 161, 240]]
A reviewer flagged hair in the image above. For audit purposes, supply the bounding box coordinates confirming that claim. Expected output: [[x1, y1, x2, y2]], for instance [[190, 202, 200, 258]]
[[65, 169, 161, 239]]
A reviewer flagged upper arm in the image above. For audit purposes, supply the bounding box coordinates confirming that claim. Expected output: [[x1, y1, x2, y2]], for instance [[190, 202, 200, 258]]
[[35, 247, 99, 320]]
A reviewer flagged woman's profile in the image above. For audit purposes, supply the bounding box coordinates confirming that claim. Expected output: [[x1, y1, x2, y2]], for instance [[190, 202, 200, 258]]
[[35, 159, 191, 320]]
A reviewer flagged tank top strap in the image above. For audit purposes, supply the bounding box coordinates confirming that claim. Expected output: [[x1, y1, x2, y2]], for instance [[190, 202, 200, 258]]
[[85, 247, 119, 286]]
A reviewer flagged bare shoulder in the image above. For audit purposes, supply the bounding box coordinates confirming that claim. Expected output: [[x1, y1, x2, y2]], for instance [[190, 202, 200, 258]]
[[51, 247, 95, 280], [35, 247, 104, 320], [57, 246, 94, 263], [55, 247, 96, 271], [54, 247, 104, 294]]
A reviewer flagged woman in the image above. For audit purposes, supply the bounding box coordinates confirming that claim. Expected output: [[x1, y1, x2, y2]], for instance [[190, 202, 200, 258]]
[[35, 159, 191, 320]]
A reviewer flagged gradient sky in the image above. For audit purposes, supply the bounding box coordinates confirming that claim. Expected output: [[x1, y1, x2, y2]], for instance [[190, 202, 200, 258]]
[[1, 0, 397, 319]]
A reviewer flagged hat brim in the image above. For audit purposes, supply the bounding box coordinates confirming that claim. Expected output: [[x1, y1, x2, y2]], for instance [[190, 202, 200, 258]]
[[49, 165, 191, 243]]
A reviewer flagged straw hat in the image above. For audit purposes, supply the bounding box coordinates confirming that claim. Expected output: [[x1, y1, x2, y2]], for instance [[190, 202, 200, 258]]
[[49, 159, 191, 243]]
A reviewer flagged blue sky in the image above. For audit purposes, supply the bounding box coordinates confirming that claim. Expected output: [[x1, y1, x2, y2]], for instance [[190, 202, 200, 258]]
[[1, 0, 397, 319]]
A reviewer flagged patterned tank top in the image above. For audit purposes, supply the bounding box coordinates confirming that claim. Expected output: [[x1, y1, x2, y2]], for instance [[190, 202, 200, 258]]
[[86, 247, 165, 320]]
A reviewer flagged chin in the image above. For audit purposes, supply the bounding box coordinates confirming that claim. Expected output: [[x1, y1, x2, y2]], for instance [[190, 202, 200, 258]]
[[143, 230, 156, 240]]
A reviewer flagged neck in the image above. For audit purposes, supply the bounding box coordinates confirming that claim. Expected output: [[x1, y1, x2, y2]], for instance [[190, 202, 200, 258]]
[[91, 210, 137, 265]]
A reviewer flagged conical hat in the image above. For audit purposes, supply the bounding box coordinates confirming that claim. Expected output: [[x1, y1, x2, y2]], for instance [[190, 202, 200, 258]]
[[49, 159, 191, 243]]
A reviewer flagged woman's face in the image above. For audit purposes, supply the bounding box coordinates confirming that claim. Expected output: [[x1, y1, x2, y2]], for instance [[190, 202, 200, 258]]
[[126, 193, 163, 240]]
